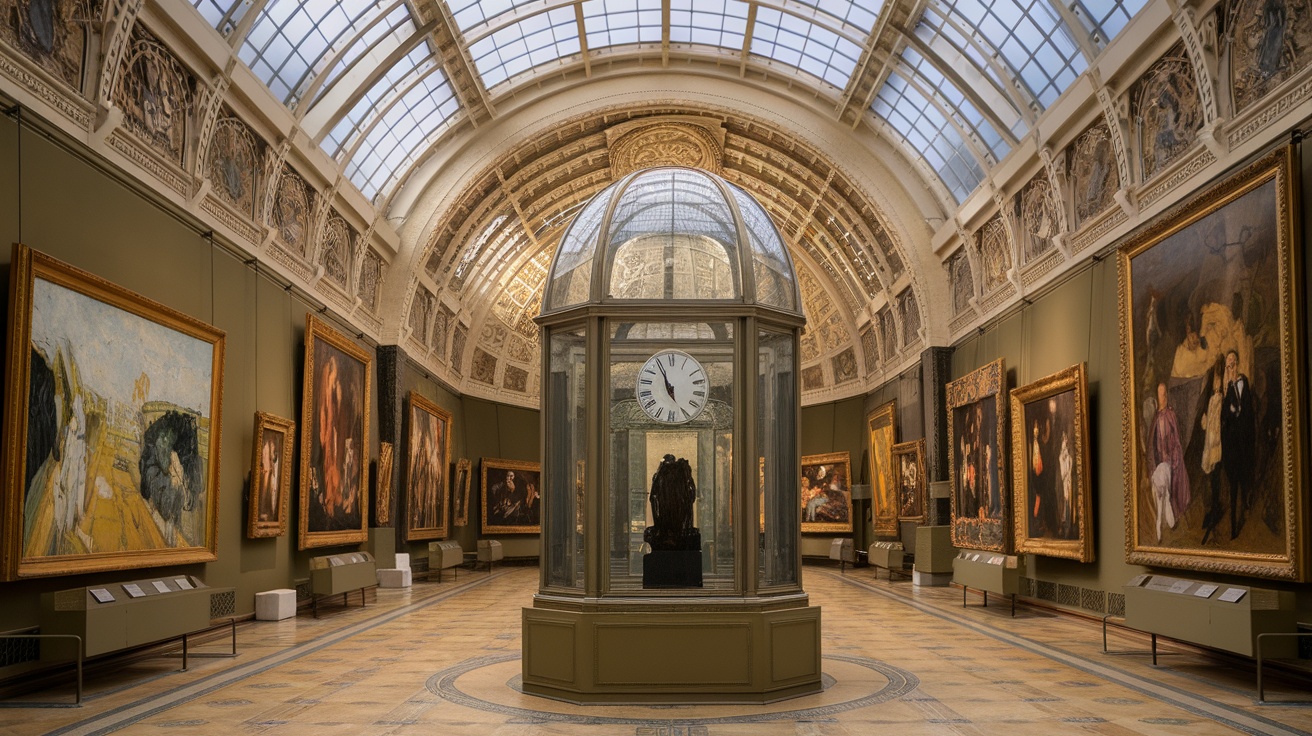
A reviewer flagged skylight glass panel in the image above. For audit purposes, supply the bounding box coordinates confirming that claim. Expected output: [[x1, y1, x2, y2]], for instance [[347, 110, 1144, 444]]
[[750, 7, 862, 89], [932, 0, 1086, 109], [1073, 0, 1148, 45], [344, 69, 460, 201], [322, 44, 434, 158], [873, 73, 984, 203], [669, 0, 751, 50], [238, 0, 393, 105], [788, 0, 881, 36], [583, 0, 663, 50], [469, 7, 581, 89], [193, 0, 245, 35], [899, 47, 1009, 162], [450, 0, 536, 34], [311, 5, 414, 107]]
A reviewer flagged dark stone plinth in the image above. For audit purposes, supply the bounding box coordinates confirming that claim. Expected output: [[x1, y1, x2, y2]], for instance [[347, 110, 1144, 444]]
[[643, 550, 703, 588]]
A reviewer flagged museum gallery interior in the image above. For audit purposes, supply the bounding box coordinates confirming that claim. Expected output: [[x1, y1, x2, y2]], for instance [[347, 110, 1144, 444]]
[[6, 0, 1312, 731]]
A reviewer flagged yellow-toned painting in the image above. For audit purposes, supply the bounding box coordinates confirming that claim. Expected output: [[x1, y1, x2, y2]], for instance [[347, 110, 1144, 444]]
[[2, 244, 225, 579], [867, 401, 898, 536]]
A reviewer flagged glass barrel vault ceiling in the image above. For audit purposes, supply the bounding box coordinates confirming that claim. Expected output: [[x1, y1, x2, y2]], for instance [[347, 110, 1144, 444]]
[[192, 0, 1150, 207]]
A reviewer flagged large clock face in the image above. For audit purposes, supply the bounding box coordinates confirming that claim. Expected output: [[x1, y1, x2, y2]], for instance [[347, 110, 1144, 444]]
[[637, 349, 707, 424]]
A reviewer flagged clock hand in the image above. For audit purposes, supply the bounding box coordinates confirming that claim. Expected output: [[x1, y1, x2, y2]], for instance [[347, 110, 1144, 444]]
[[655, 361, 676, 401]]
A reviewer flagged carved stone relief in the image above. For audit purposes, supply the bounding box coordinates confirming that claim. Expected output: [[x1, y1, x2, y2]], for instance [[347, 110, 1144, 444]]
[[609, 122, 723, 176], [1070, 121, 1119, 227], [408, 287, 434, 346], [206, 115, 261, 219], [480, 322, 507, 351], [976, 216, 1012, 294], [832, 347, 858, 384], [270, 165, 311, 256], [801, 364, 825, 391], [947, 249, 975, 316], [502, 364, 528, 393], [470, 347, 497, 386], [433, 307, 450, 357], [1229, 0, 1312, 113], [506, 333, 533, 363], [800, 331, 820, 362], [356, 248, 384, 312], [898, 289, 921, 346], [1135, 52, 1203, 180], [0, 0, 93, 90], [450, 324, 467, 375], [860, 326, 878, 374], [113, 27, 192, 167], [319, 214, 354, 289], [1017, 175, 1060, 265], [878, 306, 896, 361]]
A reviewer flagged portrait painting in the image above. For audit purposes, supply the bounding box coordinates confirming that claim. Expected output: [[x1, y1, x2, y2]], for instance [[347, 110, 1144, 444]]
[[299, 314, 371, 550], [801, 451, 852, 534], [891, 439, 926, 524], [248, 412, 295, 538], [867, 401, 898, 535], [481, 458, 541, 534], [452, 458, 471, 527], [405, 392, 451, 542], [1010, 364, 1093, 561], [1, 244, 225, 579], [948, 359, 1009, 553], [1119, 147, 1304, 580]]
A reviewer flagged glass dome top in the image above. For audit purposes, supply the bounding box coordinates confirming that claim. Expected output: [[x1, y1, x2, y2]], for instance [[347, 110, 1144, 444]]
[[543, 167, 800, 314]]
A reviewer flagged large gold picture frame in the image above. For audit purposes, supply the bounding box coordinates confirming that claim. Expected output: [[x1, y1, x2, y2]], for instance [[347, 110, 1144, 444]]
[[801, 451, 852, 534], [891, 438, 926, 524], [948, 359, 1009, 553], [299, 314, 372, 550], [1010, 364, 1093, 562], [404, 392, 452, 542], [2, 244, 226, 579], [867, 400, 898, 536], [481, 457, 541, 534], [1119, 147, 1304, 580], [452, 458, 471, 527], [248, 411, 295, 539]]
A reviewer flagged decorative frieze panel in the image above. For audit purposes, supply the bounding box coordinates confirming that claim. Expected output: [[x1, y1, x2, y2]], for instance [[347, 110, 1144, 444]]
[[1135, 51, 1203, 181], [205, 115, 261, 220], [832, 347, 858, 384], [113, 26, 192, 168], [470, 347, 496, 386], [450, 324, 467, 376], [319, 214, 355, 290], [269, 164, 313, 258], [898, 288, 921, 348], [1017, 175, 1061, 266], [947, 249, 975, 317], [976, 216, 1012, 296], [356, 248, 384, 313], [1070, 121, 1119, 229], [0, 0, 95, 91], [1229, 0, 1312, 114]]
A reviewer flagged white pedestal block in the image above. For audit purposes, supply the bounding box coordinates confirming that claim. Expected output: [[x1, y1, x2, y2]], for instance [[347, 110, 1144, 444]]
[[377, 568, 412, 588], [255, 589, 297, 621], [394, 553, 411, 570], [913, 570, 953, 587]]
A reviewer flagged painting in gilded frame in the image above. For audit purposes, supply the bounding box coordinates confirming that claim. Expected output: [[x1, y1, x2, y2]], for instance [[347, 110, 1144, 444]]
[[1119, 147, 1304, 580], [1011, 364, 1093, 562], [405, 392, 451, 542], [452, 458, 471, 527], [801, 451, 852, 534], [891, 439, 926, 524], [948, 359, 1009, 553], [299, 314, 371, 550], [867, 401, 898, 535], [248, 412, 294, 538], [1, 244, 225, 579], [481, 458, 541, 534]]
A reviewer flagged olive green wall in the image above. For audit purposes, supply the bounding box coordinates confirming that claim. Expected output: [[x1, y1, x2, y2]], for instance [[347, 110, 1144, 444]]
[[799, 396, 866, 557], [458, 397, 541, 558]]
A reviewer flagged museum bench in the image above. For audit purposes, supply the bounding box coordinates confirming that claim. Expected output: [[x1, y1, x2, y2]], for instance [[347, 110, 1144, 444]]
[[952, 552, 1020, 616], [477, 539, 504, 571], [1109, 574, 1303, 702], [428, 541, 464, 581], [868, 541, 909, 581], [828, 538, 855, 572], [12, 575, 239, 705], [309, 552, 377, 616]]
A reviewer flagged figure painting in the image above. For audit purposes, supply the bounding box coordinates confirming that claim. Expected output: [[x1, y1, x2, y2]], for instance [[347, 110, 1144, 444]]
[[891, 439, 926, 524], [2, 244, 225, 580], [1119, 147, 1304, 580], [452, 458, 471, 527], [948, 359, 1009, 553], [481, 458, 541, 534], [800, 451, 852, 534], [405, 392, 451, 542], [299, 315, 371, 550], [248, 412, 294, 538], [1010, 364, 1093, 561], [867, 401, 898, 536]]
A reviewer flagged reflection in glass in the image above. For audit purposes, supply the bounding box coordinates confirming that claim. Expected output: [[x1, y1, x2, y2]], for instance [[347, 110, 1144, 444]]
[[545, 327, 587, 589], [758, 329, 797, 587]]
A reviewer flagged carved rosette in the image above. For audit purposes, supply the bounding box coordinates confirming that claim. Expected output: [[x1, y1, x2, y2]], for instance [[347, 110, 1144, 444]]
[[609, 123, 723, 176]]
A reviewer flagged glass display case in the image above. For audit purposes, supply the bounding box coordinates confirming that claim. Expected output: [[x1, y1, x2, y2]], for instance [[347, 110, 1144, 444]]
[[525, 167, 818, 703]]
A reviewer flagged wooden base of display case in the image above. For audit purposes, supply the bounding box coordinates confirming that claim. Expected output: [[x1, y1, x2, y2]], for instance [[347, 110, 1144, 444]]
[[521, 595, 822, 703]]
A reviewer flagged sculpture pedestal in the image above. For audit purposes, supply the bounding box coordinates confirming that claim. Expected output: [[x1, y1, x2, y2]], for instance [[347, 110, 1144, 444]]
[[642, 550, 703, 588], [523, 594, 822, 703]]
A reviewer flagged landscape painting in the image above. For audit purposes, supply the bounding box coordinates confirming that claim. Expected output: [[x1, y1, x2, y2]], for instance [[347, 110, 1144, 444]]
[[300, 315, 372, 549], [1119, 147, 1304, 580], [2, 244, 225, 580], [801, 451, 852, 534], [405, 392, 451, 542], [948, 359, 1009, 553]]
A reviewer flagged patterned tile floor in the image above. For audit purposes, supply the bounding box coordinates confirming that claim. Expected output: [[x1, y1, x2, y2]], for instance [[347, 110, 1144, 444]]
[[5, 565, 1312, 735]]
